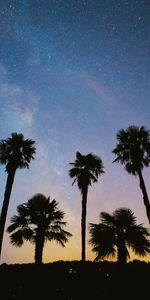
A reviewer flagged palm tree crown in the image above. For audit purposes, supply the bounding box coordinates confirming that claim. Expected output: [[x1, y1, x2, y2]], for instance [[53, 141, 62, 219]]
[[7, 193, 72, 264], [69, 151, 104, 191], [89, 208, 150, 264], [112, 125, 150, 175], [0, 132, 36, 172]]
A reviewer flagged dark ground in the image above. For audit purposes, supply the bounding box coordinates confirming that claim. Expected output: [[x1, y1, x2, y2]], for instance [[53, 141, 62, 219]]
[[0, 260, 149, 299]]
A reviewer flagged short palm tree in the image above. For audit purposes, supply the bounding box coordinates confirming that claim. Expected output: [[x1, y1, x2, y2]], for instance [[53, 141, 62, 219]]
[[0, 133, 36, 259], [112, 125, 150, 225], [89, 208, 150, 264], [69, 151, 104, 261], [7, 193, 72, 264]]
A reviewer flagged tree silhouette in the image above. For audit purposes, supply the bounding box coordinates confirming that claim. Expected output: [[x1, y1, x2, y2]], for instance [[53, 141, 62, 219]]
[[7, 193, 72, 264], [69, 151, 104, 261], [0, 133, 36, 259], [89, 207, 150, 265], [112, 125, 150, 225]]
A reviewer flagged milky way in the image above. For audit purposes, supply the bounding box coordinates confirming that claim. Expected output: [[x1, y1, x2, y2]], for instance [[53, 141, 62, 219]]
[[0, 0, 150, 263]]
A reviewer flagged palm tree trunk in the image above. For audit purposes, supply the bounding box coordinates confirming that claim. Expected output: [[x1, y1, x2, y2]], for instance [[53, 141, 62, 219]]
[[117, 233, 127, 265], [81, 186, 88, 262], [117, 246, 127, 265], [138, 169, 150, 225], [0, 168, 16, 259], [35, 229, 44, 265]]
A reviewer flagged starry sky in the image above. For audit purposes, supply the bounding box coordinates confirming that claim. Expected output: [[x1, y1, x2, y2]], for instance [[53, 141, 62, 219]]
[[0, 0, 150, 264]]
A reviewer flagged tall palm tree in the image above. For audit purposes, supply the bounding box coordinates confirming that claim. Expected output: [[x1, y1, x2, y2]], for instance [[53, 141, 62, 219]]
[[89, 208, 150, 264], [0, 132, 36, 259], [112, 125, 150, 225], [69, 151, 104, 261], [7, 193, 72, 264]]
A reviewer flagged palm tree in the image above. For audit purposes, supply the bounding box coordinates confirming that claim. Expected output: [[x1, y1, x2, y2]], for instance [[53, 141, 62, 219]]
[[89, 207, 150, 265], [112, 125, 150, 225], [69, 151, 104, 261], [7, 193, 72, 264], [0, 132, 36, 259]]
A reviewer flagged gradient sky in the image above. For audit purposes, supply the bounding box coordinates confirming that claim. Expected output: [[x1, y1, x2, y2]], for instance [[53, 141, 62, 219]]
[[0, 0, 150, 264]]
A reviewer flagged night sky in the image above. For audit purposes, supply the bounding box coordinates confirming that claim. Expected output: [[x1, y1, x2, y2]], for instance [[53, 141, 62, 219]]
[[0, 0, 150, 264]]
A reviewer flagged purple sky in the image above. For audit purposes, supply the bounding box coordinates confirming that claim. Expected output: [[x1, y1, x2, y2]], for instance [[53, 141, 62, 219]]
[[0, 0, 150, 264]]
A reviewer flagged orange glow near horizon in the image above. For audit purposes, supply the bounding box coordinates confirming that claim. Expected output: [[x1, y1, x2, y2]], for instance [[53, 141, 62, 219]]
[[1, 230, 150, 265]]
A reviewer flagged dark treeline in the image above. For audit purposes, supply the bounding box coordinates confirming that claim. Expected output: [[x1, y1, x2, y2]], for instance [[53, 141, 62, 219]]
[[0, 260, 149, 299]]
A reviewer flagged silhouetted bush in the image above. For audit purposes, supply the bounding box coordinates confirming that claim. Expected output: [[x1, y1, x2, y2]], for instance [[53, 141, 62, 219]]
[[0, 260, 149, 299]]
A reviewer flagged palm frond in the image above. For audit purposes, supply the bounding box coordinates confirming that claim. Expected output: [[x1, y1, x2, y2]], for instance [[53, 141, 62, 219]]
[[93, 245, 116, 261], [100, 212, 115, 226], [9, 230, 24, 246], [113, 207, 136, 227], [47, 230, 72, 246]]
